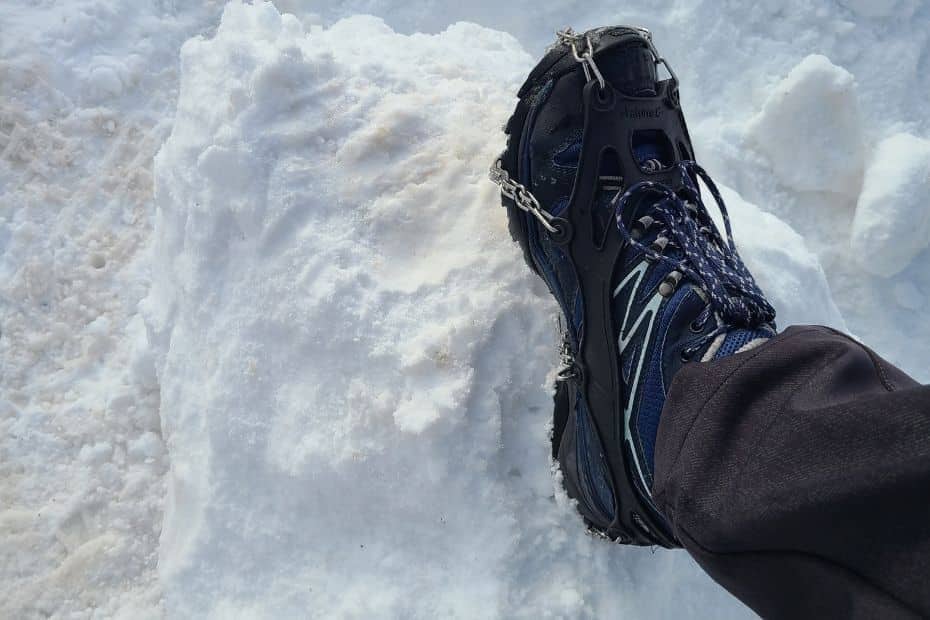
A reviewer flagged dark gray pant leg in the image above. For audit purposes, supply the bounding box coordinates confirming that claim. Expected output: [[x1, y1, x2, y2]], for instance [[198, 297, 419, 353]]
[[653, 325, 930, 619]]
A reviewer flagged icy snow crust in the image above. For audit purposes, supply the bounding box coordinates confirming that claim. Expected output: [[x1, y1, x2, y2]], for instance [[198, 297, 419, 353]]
[[1, 0, 928, 617]]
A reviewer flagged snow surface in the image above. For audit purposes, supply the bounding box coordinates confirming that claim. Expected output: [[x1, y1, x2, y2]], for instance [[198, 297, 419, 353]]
[[746, 54, 865, 196], [1, 0, 928, 618], [851, 132, 930, 276]]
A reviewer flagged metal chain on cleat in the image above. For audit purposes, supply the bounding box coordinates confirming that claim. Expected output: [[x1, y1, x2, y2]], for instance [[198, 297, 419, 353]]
[[556, 26, 678, 90], [635, 27, 679, 87], [556, 333, 579, 382], [552, 316, 577, 383], [555, 28, 606, 90], [490, 27, 681, 240], [489, 159, 558, 233]]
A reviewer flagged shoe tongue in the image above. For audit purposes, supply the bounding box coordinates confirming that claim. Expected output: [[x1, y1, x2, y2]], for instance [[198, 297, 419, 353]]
[[707, 328, 772, 361], [633, 142, 663, 167]]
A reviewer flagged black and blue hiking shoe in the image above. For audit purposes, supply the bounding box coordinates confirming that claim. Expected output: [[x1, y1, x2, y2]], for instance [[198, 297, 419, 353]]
[[491, 27, 776, 547]]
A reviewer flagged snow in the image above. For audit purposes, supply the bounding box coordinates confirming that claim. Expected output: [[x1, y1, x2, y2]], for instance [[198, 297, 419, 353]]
[[746, 54, 865, 196], [851, 132, 930, 276], [840, 0, 921, 19], [2, 0, 928, 618], [1, 2, 224, 616], [716, 185, 845, 329]]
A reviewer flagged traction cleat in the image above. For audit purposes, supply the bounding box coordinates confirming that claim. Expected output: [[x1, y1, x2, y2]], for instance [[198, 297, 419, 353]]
[[492, 27, 776, 547]]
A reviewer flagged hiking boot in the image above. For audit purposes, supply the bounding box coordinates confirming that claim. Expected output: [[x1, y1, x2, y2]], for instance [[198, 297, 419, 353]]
[[491, 26, 776, 546]]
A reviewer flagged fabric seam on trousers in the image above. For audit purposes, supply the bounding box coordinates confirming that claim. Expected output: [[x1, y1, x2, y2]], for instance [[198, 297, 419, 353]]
[[824, 326, 897, 392]]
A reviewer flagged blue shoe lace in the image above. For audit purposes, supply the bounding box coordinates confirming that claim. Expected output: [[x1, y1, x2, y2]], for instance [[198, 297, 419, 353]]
[[613, 162, 776, 342]]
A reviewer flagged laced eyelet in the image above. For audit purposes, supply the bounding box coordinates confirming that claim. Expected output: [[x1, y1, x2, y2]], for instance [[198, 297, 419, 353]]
[[689, 318, 706, 333], [680, 349, 692, 363], [611, 162, 777, 329]]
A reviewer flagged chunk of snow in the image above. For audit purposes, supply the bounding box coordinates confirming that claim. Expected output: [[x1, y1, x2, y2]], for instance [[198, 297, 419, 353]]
[[79, 442, 114, 465], [148, 4, 556, 616], [127, 432, 164, 462], [746, 55, 865, 195], [850, 132, 930, 276], [85, 64, 124, 102]]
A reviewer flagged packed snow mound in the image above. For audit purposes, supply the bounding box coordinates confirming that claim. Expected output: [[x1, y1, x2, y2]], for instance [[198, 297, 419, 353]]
[[850, 133, 930, 277], [145, 3, 843, 617], [746, 54, 864, 195]]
